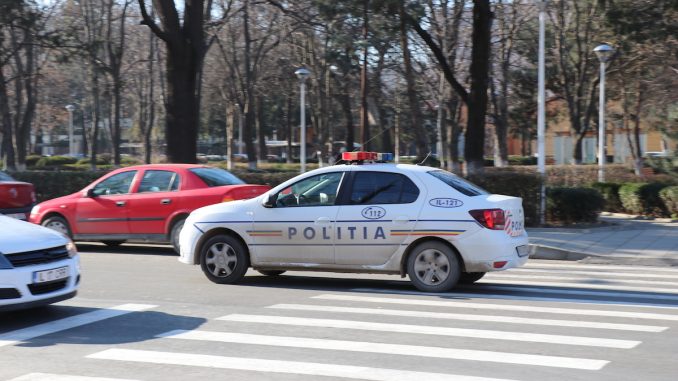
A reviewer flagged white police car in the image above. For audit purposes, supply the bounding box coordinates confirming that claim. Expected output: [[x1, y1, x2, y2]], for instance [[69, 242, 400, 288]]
[[0, 215, 80, 311], [179, 152, 528, 292]]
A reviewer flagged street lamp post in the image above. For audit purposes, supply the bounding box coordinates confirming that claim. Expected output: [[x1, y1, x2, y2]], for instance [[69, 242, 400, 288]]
[[537, 0, 548, 225], [594, 44, 614, 183], [65, 104, 75, 156], [295, 67, 311, 173]]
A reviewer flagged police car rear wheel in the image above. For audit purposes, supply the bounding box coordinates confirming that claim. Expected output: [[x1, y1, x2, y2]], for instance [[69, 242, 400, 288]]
[[200, 235, 249, 284], [258, 270, 286, 276], [459, 272, 486, 284], [407, 242, 460, 292]]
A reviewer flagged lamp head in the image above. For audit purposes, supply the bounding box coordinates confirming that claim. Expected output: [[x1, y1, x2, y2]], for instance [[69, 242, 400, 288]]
[[593, 44, 615, 63], [295, 67, 311, 81], [65, 104, 75, 112]]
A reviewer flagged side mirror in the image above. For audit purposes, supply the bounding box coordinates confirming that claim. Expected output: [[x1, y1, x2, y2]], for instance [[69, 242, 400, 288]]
[[262, 193, 277, 208], [85, 188, 97, 198]]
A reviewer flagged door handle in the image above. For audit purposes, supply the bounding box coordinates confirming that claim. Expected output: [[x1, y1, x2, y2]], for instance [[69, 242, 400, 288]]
[[315, 217, 331, 224], [161, 199, 171, 205], [394, 216, 409, 224], [116, 201, 126, 207]]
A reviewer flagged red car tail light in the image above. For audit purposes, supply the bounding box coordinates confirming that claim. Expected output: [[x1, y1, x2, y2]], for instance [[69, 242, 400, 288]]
[[469, 209, 506, 230]]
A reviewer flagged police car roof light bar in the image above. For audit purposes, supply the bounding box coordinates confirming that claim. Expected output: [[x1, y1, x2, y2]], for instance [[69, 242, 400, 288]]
[[341, 151, 394, 163]]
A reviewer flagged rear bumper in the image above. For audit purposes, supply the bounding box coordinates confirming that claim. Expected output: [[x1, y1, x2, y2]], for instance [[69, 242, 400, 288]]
[[0, 205, 33, 220], [455, 230, 530, 273]]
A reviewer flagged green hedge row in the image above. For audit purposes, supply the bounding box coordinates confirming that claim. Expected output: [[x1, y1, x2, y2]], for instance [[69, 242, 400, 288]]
[[546, 187, 604, 224], [588, 181, 675, 218]]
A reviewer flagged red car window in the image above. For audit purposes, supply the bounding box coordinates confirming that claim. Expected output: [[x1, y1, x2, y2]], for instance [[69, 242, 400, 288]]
[[138, 170, 180, 193]]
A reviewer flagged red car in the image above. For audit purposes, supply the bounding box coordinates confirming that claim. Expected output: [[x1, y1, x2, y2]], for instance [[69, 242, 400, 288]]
[[0, 171, 36, 220], [29, 164, 270, 252]]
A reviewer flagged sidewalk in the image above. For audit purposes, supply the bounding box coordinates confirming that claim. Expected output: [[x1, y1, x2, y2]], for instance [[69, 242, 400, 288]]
[[527, 214, 678, 266]]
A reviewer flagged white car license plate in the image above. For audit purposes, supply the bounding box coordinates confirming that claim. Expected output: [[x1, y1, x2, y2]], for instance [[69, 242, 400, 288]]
[[516, 245, 530, 257], [33, 266, 69, 283], [3, 212, 27, 220]]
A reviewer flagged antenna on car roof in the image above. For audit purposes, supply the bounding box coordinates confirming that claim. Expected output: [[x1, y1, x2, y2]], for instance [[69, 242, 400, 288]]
[[417, 152, 432, 166]]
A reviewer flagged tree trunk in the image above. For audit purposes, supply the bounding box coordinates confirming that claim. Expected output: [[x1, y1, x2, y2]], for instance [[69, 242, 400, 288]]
[[0, 64, 16, 171], [464, 0, 493, 175], [359, 0, 370, 151], [399, 3, 427, 159], [164, 46, 200, 163]]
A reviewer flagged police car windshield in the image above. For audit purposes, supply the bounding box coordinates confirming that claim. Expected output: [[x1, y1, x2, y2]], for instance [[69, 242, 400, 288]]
[[190, 167, 245, 187], [427, 170, 489, 196]]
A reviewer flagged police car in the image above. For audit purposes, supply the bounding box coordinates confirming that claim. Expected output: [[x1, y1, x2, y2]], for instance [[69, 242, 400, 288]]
[[178, 152, 528, 292]]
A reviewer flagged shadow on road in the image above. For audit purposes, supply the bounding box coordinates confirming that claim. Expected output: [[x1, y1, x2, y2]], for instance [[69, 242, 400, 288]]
[[0, 304, 206, 348], [75, 242, 176, 257]]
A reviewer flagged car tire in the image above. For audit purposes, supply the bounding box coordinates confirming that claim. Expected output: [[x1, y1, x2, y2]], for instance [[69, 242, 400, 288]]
[[258, 270, 286, 276], [459, 272, 486, 284], [199, 234, 249, 284], [102, 240, 125, 247], [170, 218, 186, 254], [407, 241, 461, 292], [41, 215, 72, 238]]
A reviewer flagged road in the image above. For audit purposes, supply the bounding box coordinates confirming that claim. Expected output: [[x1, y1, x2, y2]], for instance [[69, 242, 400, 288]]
[[2, 243, 678, 381]]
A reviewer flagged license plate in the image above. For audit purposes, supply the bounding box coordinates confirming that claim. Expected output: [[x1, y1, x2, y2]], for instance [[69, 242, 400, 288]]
[[4, 212, 27, 220], [33, 266, 69, 283], [516, 245, 530, 257]]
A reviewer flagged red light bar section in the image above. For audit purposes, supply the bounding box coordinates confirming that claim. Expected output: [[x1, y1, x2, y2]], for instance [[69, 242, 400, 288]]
[[342, 152, 377, 161]]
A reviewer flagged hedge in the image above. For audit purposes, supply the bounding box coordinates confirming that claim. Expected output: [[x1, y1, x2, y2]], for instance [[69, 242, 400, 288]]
[[618, 182, 670, 217], [10, 170, 105, 202], [546, 187, 605, 224], [659, 186, 678, 218], [590, 182, 623, 212]]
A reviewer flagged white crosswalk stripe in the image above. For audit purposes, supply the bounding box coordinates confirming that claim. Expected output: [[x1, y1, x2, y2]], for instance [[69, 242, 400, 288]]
[[510, 267, 678, 280], [217, 313, 641, 348], [157, 329, 609, 370], [87, 348, 522, 381], [268, 303, 668, 332], [319, 293, 678, 320], [7, 374, 140, 381]]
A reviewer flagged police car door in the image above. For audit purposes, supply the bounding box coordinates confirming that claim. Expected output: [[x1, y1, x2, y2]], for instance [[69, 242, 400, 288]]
[[334, 170, 421, 265], [250, 171, 345, 265]]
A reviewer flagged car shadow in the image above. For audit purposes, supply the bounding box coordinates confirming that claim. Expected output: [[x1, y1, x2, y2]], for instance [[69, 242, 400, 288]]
[[75, 242, 177, 257], [0, 304, 206, 348], [235, 273, 678, 307]]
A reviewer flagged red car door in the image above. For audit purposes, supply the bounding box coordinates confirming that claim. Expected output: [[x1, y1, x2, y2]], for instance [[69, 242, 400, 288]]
[[126, 169, 181, 234], [75, 170, 138, 235]]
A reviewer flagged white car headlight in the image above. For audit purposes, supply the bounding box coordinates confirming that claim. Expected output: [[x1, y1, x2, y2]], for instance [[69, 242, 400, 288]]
[[30, 204, 40, 215], [66, 240, 78, 258]]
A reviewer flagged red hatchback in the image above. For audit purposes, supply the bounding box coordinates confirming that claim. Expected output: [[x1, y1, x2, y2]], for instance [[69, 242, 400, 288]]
[[29, 164, 270, 252], [0, 171, 36, 220]]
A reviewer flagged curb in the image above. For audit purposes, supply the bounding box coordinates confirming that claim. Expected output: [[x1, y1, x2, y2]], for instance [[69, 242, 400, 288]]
[[528, 244, 678, 267]]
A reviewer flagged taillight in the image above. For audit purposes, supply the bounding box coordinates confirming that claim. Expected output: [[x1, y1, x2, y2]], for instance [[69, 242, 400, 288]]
[[469, 209, 505, 230], [222, 196, 235, 203]]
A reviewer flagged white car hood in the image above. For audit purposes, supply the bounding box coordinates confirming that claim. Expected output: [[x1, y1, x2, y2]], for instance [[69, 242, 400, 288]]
[[0, 215, 69, 254]]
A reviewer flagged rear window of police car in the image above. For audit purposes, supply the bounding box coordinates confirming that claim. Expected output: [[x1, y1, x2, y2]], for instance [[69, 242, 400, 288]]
[[428, 170, 488, 196]]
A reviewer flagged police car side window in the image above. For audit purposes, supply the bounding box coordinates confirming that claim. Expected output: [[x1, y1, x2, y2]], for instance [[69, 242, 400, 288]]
[[275, 172, 344, 207], [349, 172, 419, 205]]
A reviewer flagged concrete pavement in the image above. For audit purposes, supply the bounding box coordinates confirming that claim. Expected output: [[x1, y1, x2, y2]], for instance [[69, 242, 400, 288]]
[[528, 214, 678, 266]]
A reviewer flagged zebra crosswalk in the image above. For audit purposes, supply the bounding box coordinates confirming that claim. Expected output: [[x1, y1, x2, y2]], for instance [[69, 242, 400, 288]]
[[5, 261, 678, 381]]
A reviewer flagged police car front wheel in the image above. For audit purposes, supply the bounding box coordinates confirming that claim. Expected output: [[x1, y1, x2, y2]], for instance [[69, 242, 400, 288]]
[[199, 234, 250, 284], [407, 241, 461, 292]]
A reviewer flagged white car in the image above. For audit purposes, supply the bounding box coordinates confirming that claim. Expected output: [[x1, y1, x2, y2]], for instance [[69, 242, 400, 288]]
[[179, 152, 529, 292], [0, 215, 80, 311]]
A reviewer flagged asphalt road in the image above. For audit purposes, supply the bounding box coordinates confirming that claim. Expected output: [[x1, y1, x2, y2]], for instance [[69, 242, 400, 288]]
[[2, 243, 678, 381]]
